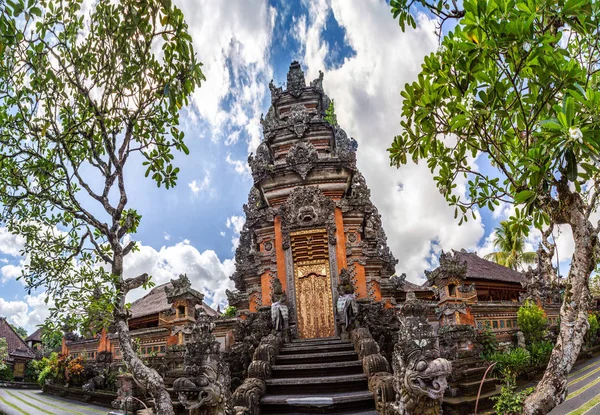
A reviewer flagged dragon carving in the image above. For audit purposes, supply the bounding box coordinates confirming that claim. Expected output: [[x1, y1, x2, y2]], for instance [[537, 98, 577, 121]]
[[388, 292, 452, 415], [173, 310, 232, 415]]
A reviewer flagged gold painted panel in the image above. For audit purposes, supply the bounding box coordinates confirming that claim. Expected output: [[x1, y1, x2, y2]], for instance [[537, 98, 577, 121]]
[[295, 260, 335, 339]]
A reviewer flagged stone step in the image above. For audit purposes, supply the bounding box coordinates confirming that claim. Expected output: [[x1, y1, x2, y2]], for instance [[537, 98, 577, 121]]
[[457, 377, 498, 396], [279, 342, 355, 355], [265, 373, 369, 395], [272, 360, 364, 378], [443, 384, 501, 413], [261, 390, 376, 414], [291, 336, 341, 344], [276, 350, 359, 365], [283, 339, 349, 349]]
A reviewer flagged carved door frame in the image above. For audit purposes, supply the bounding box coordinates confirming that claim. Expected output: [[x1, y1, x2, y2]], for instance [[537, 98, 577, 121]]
[[285, 234, 339, 339]]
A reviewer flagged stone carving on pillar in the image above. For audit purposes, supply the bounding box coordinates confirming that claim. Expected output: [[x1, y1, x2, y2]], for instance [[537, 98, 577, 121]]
[[248, 142, 273, 183], [232, 334, 282, 415], [286, 104, 311, 138], [268, 79, 283, 104], [279, 186, 336, 249], [286, 61, 306, 98], [334, 127, 357, 163], [230, 226, 260, 291], [286, 140, 318, 179], [172, 310, 232, 415], [350, 327, 393, 414], [260, 106, 284, 141], [387, 292, 452, 415]]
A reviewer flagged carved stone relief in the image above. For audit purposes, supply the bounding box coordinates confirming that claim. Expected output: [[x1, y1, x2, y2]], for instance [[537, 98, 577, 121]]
[[286, 140, 318, 179]]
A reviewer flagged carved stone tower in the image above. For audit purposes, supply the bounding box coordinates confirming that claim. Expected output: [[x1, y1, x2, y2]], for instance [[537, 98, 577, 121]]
[[227, 61, 397, 339]]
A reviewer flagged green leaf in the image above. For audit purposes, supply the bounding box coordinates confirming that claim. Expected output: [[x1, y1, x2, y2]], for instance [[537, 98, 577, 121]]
[[565, 148, 577, 181]]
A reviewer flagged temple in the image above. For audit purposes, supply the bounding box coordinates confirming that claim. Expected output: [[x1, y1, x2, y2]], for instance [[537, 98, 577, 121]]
[[226, 61, 397, 339], [44, 62, 570, 414], [62, 278, 221, 362]]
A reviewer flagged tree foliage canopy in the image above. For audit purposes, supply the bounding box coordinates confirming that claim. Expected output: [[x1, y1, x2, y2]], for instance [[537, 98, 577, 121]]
[[0, 0, 204, 332], [389, 0, 600, 231], [484, 220, 536, 270]]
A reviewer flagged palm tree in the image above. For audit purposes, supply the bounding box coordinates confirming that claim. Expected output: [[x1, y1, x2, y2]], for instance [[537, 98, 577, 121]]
[[484, 221, 536, 270]]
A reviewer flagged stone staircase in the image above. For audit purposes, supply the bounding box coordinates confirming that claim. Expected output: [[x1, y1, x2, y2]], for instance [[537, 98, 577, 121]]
[[260, 337, 378, 414]]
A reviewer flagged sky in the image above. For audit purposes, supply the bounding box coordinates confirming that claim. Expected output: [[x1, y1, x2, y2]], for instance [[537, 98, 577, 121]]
[[0, 0, 579, 334]]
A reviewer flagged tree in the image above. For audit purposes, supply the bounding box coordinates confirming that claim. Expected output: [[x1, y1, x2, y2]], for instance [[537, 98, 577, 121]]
[[9, 324, 27, 339], [0, 1, 204, 413], [0, 338, 7, 371], [389, 1, 600, 413], [517, 300, 548, 344], [591, 273, 600, 297], [484, 220, 536, 270]]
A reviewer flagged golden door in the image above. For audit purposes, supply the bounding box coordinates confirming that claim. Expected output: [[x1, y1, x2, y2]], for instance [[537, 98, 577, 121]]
[[295, 260, 335, 339]]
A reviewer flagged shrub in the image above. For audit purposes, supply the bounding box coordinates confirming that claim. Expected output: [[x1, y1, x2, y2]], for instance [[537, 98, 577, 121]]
[[517, 300, 548, 344], [529, 340, 554, 367], [223, 306, 237, 318], [66, 357, 85, 386], [0, 365, 14, 381], [492, 385, 535, 415], [489, 347, 531, 386], [585, 313, 599, 347], [479, 326, 498, 359], [25, 360, 44, 383]]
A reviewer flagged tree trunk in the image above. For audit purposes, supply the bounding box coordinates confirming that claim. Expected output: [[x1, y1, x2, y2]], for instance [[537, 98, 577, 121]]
[[523, 189, 597, 414], [112, 245, 175, 415], [114, 313, 175, 415]]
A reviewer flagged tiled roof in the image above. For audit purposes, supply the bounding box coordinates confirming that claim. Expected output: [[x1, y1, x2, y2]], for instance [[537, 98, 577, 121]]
[[453, 250, 525, 284], [0, 317, 35, 360], [129, 283, 219, 320], [25, 327, 43, 343]]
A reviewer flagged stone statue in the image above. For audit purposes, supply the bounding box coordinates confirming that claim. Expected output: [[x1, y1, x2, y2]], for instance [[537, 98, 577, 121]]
[[270, 277, 289, 335], [516, 331, 526, 349], [387, 292, 452, 415], [336, 269, 358, 331], [172, 310, 232, 415]]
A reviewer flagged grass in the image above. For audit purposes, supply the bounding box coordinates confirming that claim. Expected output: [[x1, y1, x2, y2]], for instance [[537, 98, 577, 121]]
[[18, 391, 89, 415], [567, 394, 600, 415], [0, 393, 30, 415], [4, 390, 53, 415], [568, 365, 600, 387], [566, 376, 600, 401]]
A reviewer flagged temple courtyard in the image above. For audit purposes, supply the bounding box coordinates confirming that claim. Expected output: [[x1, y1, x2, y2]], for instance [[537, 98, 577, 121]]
[[0, 388, 108, 415], [0, 352, 598, 415]]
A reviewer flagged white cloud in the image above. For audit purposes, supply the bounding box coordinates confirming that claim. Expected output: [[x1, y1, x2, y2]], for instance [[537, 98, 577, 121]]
[[164, 232, 171, 241], [297, 1, 485, 282], [123, 239, 235, 308], [188, 170, 211, 195], [0, 293, 52, 333], [220, 231, 226, 237], [1, 264, 23, 283], [0, 227, 26, 257], [175, 0, 276, 153], [226, 153, 251, 177], [226, 215, 246, 251]]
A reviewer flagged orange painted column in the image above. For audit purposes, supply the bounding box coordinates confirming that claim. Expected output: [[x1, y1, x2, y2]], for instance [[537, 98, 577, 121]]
[[261, 272, 272, 307], [61, 337, 68, 356], [334, 208, 347, 272], [354, 263, 367, 299], [97, 328, 110, 353], [274, 215, 287, 291], [249, 292, 259, 312]]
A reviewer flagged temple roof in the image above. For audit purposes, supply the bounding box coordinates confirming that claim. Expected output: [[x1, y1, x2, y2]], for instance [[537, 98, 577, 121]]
[[453, 250, 525, 284], [25, 327, 43, 343], [0, 317, 35, 360], [129, 283, 219, 320]]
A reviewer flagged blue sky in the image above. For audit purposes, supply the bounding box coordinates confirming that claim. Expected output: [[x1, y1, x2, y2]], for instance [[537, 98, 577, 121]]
[[0, 0, 575, 333]]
